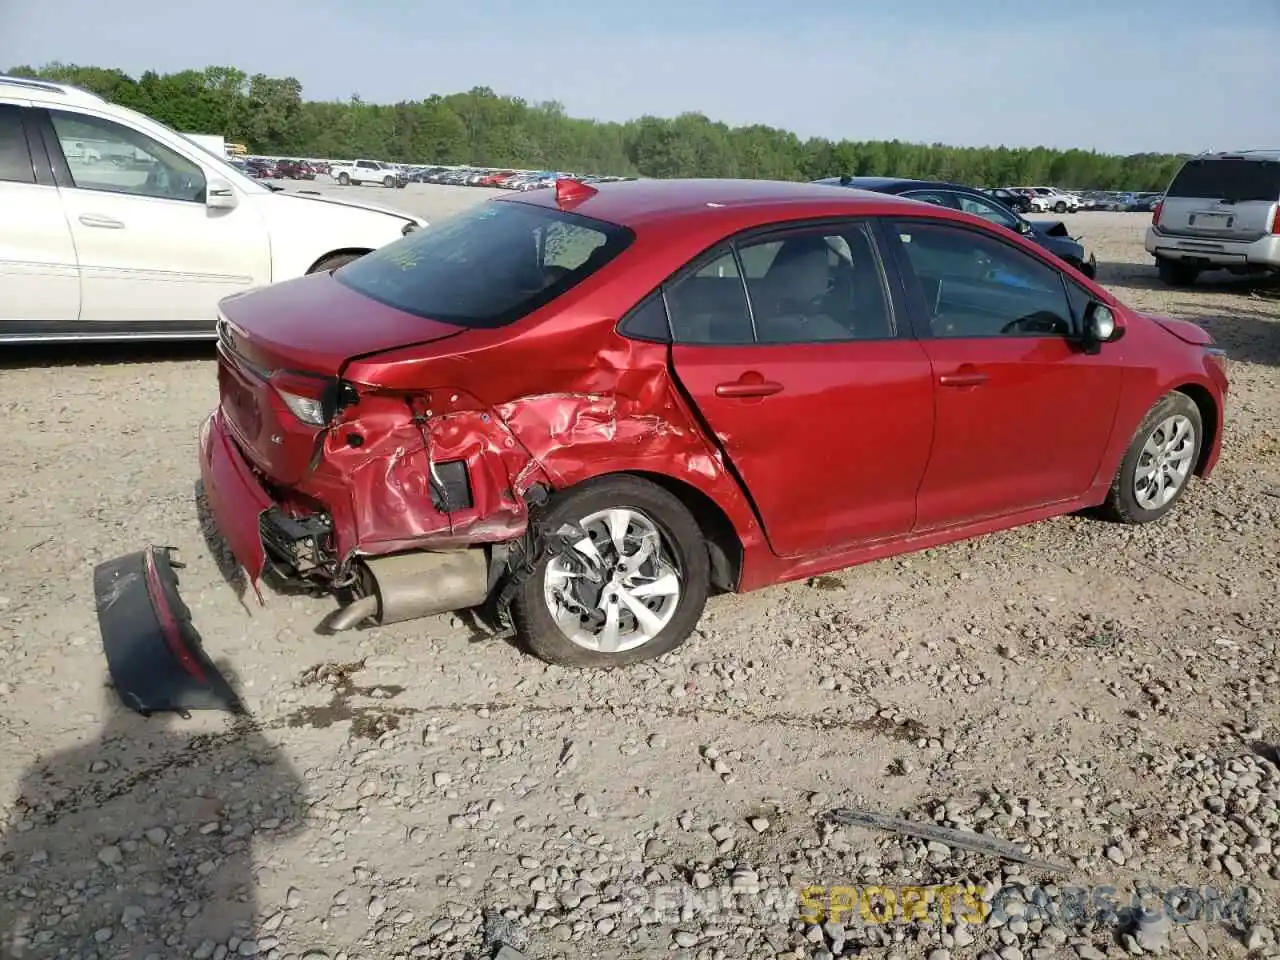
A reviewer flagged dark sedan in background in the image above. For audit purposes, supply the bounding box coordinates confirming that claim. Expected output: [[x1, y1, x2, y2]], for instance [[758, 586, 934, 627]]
[[815, 176, 1096, 278], [984, 187, 1034, 213]]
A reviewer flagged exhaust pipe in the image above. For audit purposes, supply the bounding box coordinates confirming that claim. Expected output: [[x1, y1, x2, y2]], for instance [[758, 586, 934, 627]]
[[328, 549, 490, 632]]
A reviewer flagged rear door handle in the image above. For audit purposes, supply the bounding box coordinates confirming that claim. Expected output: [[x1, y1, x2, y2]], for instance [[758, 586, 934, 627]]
[[938, 368, 988, 388], [715, 377, 784, 398], [79, 214, 124, 229]]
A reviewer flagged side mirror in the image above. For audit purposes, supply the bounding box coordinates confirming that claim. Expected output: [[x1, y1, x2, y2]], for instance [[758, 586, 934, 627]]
[[206, 177, 238, 210], [1018, 219, 1034, 235], [1082, 301, 1123, 354]]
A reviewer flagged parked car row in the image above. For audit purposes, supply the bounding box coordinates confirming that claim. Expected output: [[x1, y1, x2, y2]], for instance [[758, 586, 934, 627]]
[[406, 165, 636, 190]]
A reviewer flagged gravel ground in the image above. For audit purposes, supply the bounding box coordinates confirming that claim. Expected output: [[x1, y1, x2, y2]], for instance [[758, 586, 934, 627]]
[[1, 187, 1278, 960]]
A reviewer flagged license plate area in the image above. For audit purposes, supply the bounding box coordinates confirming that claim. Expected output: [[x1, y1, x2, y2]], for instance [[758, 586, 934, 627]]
[[218, 359, 264, 444], [1190, 212, 1234, 229]]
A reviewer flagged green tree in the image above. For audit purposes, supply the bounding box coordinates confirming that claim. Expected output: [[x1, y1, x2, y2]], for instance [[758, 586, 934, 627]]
[[4, 62, 1187, 191]]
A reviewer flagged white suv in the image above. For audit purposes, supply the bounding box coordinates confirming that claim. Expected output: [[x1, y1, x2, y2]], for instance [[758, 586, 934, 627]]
[[1021, 187, 1081, 214], [0, 75, 428, 343]]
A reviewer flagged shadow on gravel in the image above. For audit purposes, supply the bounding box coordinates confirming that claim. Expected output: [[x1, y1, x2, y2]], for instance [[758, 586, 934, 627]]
[[1190, 309, 1280, 367], [0, 670, 306, 958], [0, 340, 215, 371]]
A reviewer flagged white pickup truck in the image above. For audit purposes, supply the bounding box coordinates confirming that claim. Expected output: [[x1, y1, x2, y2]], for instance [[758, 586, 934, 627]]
[[329, 159, 408, 189]]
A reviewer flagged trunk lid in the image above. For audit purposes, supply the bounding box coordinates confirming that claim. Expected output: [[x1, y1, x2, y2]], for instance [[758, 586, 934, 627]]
[[216, 271, 465, 483], [1158, 156, 1280, 243]]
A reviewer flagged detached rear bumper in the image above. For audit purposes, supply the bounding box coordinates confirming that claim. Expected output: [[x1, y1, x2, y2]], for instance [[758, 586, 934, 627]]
[[94, 546, 243, 715], [199, 409, 273, 588]]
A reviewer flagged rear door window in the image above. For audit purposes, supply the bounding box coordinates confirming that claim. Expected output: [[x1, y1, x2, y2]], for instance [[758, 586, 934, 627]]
[[1167, 158, 1280, 202], [335, 201, 634, 328]]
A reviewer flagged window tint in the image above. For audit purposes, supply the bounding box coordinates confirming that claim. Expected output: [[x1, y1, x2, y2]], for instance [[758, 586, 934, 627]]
[[893, 220, 1075, 339], [740, 224, 895, 342], [48, 110, 206, 202], [954, 192, 1019, 230], [666, 250, 755, 345], [1166, 158, 1280, 202], [335, 201, 633, 328], [0, 105, 35, 184], [903, 190, 959, 209], [619, 292, 671, 342]]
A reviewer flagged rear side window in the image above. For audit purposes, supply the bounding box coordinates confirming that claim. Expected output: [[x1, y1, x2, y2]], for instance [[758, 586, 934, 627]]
[[335, 201, 634, 328], [1167, 158, 1280, 202], [0, 105, 35, 184]]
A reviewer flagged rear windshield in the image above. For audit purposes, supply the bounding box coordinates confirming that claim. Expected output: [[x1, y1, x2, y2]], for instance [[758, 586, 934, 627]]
[[336, 201, 634, 328], [1167, 158, 1280, 202]]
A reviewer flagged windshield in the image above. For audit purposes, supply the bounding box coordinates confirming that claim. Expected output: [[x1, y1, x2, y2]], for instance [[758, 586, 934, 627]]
[[1167, 158, 1280, 202], [334, 200, 635, 328]]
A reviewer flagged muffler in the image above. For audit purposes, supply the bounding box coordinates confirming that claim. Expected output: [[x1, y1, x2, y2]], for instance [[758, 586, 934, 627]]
[[328, 549, 490, 632]]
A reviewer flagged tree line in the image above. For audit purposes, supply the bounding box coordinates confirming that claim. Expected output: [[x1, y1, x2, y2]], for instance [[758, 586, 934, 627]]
[[7, 63, 1186, 191]]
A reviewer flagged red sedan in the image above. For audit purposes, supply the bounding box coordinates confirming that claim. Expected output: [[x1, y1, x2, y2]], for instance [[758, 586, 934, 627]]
[[202, 178, 1228, 668]]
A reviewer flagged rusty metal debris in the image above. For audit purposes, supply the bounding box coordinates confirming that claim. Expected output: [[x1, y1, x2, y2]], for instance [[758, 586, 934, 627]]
[[826, 807, 1067, 873]]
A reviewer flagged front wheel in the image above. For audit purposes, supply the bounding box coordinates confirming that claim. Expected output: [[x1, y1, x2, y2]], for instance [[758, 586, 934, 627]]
[[1101, 392, 1203, 524], [510, 476, 710, 667]]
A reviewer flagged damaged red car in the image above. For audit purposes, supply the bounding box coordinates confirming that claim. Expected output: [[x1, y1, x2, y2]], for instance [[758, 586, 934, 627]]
[[198, 177, 1228, 668]]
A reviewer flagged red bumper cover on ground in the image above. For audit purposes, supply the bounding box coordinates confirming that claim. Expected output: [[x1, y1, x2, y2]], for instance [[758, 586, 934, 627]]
[[199, 409, 273, 591]]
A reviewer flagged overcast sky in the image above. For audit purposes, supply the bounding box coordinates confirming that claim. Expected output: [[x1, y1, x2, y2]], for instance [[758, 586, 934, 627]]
[[5, 0, 1278, 154]]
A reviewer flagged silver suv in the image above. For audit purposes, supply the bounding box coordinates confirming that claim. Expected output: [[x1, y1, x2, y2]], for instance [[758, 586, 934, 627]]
[[1145, 150, 1280, 286]]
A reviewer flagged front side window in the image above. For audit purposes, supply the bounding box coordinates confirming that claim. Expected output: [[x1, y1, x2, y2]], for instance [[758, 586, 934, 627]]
[[892, 220, 1075, 339], [335, 200, 633, 328], [0, 105, 35, 184], [953, 192, 1020, 230], [903, 190, 959, 209], [47, 109, 206, 202]]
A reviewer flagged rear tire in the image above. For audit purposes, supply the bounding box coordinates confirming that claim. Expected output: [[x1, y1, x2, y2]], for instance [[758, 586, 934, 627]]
[[383, 175, 394, 188], [1100, 392, 1202, 524], [337, 172, 350, 186], [308, 252, 365, 274], [1157, 258, 1200, 287], [1054, 201, 1068, 213], [510, 476, 710, 668]]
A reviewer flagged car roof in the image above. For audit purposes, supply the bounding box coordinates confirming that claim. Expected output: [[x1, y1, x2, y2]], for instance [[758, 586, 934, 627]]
[[0, 74, 108, 108], [813, 175, 986, 194], [1188, 149, 1280, 163], [502, 177, 929, 229]]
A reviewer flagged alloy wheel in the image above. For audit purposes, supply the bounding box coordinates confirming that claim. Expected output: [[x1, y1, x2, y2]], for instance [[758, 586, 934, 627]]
[[1134, 414, 1196, 510], [542, 507, 683, 654]]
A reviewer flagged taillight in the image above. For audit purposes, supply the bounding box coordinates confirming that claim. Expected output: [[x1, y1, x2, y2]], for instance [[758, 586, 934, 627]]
[[1152, 200, 1163, 227], [1272, 208, 1280, 235], [270, 372, 332, 427]]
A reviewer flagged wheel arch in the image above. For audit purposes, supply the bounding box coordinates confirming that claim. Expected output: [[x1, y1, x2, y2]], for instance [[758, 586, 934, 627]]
[[556, 469, 745, 593], [1171, 382, 1219, 476], [306, 248, 373, 274]]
